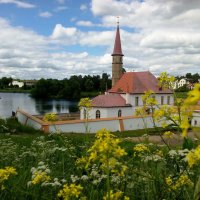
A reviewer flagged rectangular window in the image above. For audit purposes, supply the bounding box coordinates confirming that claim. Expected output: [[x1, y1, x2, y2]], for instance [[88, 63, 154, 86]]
[[135, 97, 139, 106], [161, 96, 164, 105], [167, 96, 170, 105]]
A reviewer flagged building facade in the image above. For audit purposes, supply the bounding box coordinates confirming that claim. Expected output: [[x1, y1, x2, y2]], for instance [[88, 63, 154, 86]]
[[80, 24, 174, 120]]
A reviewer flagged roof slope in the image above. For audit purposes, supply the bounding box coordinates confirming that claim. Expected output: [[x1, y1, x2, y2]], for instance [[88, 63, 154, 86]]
[[109, 71, 173, 94], [92, 93, 131, 108]]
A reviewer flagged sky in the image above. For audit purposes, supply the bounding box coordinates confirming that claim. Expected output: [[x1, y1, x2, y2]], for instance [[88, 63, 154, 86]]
[[0, 0, 200, 80]]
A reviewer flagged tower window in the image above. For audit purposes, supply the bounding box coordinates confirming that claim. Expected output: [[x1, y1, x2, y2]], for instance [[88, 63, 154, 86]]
[[96, 110, 100, 119], [118, 109, 122, 117]]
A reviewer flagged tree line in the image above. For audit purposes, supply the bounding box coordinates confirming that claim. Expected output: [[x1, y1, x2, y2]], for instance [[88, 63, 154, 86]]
[[175, 73, 200, 83], [30, 73, 111, 99]]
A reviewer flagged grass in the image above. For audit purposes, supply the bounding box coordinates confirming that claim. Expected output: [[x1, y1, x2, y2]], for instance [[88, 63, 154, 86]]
[[0, 118, 198, 200]]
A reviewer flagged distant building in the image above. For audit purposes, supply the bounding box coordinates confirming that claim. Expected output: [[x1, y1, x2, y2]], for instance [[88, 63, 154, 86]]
[[10, 79, 37, 88], [11, 80, 24, 88], [80, 23, 174, 120], [23, 80, 37, 87]]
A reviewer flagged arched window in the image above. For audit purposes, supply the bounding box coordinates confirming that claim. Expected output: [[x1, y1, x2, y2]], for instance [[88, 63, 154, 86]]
[[83, 109, 87, 119], [118, 109, 122, 117], [96, 110, 100, 119]]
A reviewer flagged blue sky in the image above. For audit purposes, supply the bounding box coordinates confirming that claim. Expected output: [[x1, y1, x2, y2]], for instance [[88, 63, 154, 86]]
[[0, 0, 200, 79]]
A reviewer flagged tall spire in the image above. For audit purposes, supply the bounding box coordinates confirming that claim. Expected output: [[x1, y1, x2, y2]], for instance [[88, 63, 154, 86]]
[[112, 17, 124, 87], [112, 17, 123, 56]]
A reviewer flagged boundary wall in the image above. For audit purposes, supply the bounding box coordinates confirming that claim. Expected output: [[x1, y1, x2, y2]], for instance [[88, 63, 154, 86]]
[[16, 109, 161, 133], [15, 109, 172, 133]]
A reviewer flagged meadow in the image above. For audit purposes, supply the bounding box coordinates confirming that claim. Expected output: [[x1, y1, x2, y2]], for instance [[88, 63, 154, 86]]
[[0, 116, 199, 200], [1, 75, 200, 200]]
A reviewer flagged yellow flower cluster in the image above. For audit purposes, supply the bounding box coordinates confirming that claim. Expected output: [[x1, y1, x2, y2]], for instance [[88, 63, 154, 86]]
[[184, 83, 200, 105], [135, 107, 146, 116], [43, 112, 58, 122], [78, 128, 127, 176], [0, 166, 17, 190], [103, 190, 130, 200], [133, 143, 149, 153], [186, 145, 200, 167], [180, 83, 200, 137], [158, 72, 175, 90], [78, 98, 92, 110], [58, 183, 83, 200], [32, 171, 51, 185], [165, 175, 193, 190], [164, 131, 174, 139], [142, 90, 157, 108]]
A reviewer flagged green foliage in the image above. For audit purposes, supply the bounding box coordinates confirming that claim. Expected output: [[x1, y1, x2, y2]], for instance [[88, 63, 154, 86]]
[[0, 117, 43, 135], [30, 74, 111, 100], [175, 84, 190, 92]]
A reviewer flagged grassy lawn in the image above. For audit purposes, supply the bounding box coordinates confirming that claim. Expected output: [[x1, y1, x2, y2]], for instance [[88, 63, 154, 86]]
[[0, 117, 198, 199]]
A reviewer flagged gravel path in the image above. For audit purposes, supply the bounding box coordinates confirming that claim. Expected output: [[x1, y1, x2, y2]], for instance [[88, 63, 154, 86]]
[[124, 131, 200, 145]]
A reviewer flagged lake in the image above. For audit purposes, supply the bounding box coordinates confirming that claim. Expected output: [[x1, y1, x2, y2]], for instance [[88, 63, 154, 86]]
[[0, 93, 78, 118]]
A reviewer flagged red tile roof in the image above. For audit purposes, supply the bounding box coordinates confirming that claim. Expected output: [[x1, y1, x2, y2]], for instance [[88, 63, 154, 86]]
[[109, 71, 173, 94], [112, 25, 123, 56], [92, 93, 131, 108]]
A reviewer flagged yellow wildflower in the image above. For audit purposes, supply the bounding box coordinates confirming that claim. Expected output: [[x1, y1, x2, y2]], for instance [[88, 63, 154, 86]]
[[32, 171, 51, 185], [180, 115, 190, 138], [172, 175, 193, 190], [166, 175, 193, 190], [184, 84, 200, 105], [43, 112, 58, 122], [77, 128, 127, 176], [103, 190, 123, 200], [58, 183, 83, 200], [158, 72, 175, 90], [165, 176, 173, 187], [186, 145, 200, 167], [133, 143, 149, 153], [164, 131, 174, 139], [0, 166, 17, 190], [78, 98, 92, 110]]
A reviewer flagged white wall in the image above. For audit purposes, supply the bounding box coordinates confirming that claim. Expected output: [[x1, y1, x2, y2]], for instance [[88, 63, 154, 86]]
[[192, 112, 200, 127], [80, 107, 133, 120], [16, 111, 42, 130], [12, 80, 24, 88]]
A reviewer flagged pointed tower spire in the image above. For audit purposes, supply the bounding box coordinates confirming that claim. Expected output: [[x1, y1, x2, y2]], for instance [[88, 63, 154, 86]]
[[112, 17, 124, 87], [112, 17, 123, 56]]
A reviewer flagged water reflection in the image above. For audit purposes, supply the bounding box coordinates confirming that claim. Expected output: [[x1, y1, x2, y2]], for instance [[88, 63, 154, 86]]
[[0, 93, 78, 118]]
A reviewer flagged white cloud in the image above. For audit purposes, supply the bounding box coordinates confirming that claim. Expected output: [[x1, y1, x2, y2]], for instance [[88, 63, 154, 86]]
[[0, 0, 35, 8], [1, 0, 200, 79], [76, 20, 94, 27], [39, 11, 52, 18], [80, 4, 87, 11]]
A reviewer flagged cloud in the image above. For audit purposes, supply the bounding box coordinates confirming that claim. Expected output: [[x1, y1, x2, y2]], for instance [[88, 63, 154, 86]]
[[0, 0, 35, 8], [80, 4, 87, 11], [56, 0, 65, 4], [54, 6, 67, 12], [39, 11, 52, 18], [76, 20, 94, 27], [1, 0, 200, 79]]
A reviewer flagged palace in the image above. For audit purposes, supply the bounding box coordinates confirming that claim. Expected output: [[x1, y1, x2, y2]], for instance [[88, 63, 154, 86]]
[[80, 24, 174, 120]]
